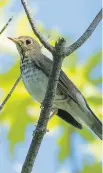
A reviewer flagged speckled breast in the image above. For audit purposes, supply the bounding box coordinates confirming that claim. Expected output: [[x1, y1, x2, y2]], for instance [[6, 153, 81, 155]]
[[20, 59, 48, 103]]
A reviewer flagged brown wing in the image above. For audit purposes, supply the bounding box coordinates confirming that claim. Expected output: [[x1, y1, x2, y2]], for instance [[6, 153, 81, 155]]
[[33, 54, 83, 128], [34, 54, 82, 106], [58, 70, 82, 106]]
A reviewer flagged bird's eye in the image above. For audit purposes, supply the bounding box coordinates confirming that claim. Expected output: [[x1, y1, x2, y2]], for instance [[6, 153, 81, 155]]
[[26, 39, 31, 45]]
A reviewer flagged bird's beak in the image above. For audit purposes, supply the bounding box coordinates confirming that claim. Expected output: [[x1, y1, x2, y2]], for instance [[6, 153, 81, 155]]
[[7, 37, 18, 44]]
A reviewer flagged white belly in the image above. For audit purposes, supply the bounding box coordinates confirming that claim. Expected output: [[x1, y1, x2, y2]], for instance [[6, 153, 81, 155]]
[[22, 67, 89, 126], [22, 69, 48, 103]]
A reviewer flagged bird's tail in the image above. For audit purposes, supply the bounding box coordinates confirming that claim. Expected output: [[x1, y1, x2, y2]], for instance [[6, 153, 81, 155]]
[[57, 109, 82, 129], [89, 111, 102, 140], [85, 104, 102, 140]]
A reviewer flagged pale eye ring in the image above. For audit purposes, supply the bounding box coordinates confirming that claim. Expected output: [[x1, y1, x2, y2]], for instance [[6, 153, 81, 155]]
[[26, 39, 31, 45]]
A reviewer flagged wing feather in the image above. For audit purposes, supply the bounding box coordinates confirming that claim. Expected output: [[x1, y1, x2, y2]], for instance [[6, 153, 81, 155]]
[[34, 54, 84, 109]]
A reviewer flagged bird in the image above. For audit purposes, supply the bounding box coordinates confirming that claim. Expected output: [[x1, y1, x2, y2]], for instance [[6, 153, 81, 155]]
[[8, 36, 102, 140]]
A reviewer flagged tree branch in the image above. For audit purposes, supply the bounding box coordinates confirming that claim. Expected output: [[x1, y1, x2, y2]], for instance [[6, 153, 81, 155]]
[[20, 2, 102, 172], [0, 16, 18, 112], [64, 9, 102, 56], [0, 17, 13, 35], [21, 37, 66, 173], [0, 76, 21, 111], [21, 0, 54, 54]]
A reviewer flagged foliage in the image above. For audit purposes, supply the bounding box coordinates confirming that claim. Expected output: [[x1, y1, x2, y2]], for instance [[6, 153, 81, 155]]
[[82, 163, 102, 173], [0, 0, 10, 8]]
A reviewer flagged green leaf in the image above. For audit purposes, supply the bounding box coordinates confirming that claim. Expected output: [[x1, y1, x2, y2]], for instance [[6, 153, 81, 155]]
[[57, 124, 72, 162], [84, 51, 102, 76], [87, 96, 102, 105], [0, 0, 10, 8], [77, 127, 95, 141], [0, 63, 39, 154], [0, 90, 38, 154], [63, 53, 77, 71], [0, 62, 20, 88], [90, 77, 102, 85], [82, 163, 102, 173]]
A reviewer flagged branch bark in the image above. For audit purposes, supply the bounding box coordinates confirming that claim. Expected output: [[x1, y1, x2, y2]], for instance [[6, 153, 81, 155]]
[[0, 17, 13, 35], [64, 9, 102, 56], [21, 38, 66, 173], [0, 76, 21, 111], [0, 16, 17, 111], [21, 0, 54, 54], [20, 1, 102, 173]]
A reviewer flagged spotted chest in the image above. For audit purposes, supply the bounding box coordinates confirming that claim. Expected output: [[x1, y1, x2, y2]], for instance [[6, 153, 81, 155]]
[[20, 60, 48, 103]]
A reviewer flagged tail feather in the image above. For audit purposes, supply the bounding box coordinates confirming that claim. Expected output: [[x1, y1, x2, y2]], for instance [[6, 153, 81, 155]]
[[91, 118, 102, 140], [90, 114, 102, 140], [86, 103, 102, 140], [57, 109, 82, 129]]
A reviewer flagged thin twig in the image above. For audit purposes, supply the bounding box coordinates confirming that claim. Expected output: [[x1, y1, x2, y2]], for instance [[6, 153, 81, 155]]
[[0, 76, 21, 111], [0, 17, 13, 35], [0, 16, 16, 111], [64, 9, 102, 56], [21, 0, 54, 54]]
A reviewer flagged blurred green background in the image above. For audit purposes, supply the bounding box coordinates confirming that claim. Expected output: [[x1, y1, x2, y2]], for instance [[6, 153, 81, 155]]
[[0, 0, 102, 173]]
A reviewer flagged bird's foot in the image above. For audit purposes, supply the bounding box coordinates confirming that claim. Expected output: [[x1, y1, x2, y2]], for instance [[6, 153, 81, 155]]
[[49, 108, 58, 120], [40, 102, 44, 109]]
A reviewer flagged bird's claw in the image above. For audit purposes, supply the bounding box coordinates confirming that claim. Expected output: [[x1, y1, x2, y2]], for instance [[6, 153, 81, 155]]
[[40, 102, 44, 109]]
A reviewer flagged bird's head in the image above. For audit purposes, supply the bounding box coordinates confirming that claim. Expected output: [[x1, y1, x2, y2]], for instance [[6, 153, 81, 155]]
[[8, 36, 41, 56]]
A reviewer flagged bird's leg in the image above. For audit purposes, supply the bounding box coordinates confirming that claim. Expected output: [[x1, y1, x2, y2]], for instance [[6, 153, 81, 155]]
[[33, 107, 58, 136], [54, 96, 69, 103], [43, 108, 58, 133], [40, 102, 44, 109], [49, 108, 58, 120]]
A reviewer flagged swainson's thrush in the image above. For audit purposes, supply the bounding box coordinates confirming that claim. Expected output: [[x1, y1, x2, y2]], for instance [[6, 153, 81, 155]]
[[8, 36, 102, 140]]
